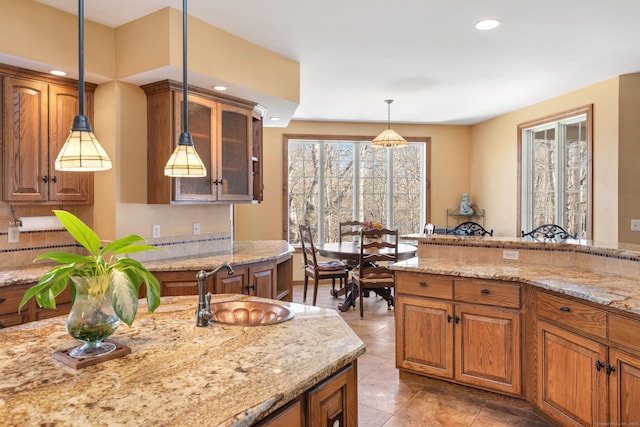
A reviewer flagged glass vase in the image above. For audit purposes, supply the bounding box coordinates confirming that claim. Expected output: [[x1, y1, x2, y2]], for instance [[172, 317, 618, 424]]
[[65, 275, 120, 358]]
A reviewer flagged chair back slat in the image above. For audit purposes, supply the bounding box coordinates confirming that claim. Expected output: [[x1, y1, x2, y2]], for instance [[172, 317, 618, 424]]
[[339, 220, 365, 243], [356, 228, 399, 280], [299, 224, 319, 269]]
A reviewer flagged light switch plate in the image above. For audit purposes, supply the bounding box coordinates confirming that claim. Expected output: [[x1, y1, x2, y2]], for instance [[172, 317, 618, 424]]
[[503, 249, 519, 260], [193, 222, 200, 235], [631, 219, 640, 231], [152, 224, 161, 238]]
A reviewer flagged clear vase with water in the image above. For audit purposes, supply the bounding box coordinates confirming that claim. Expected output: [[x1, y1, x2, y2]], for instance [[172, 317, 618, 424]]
[[65, 275, 120, 358]]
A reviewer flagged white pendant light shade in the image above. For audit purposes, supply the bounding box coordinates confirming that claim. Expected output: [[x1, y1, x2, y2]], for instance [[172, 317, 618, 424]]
[[54, 0, 112, 172], [55, 115, 112, 171], [371, 99, 407, 148], [164, 132, 207, 177], [371, 128, 408, 147], [164, 0, 208, 178]]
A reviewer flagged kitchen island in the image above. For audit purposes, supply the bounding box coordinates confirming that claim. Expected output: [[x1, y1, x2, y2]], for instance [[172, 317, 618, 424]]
[[0, 294, 365, 426]]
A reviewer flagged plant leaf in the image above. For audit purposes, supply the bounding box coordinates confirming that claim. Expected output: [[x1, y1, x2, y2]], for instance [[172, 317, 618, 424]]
[[35, 251, 90, 265], [109, 270, 138, 327], [111, 244, 160, 256], [101, 235, 145, 255], [53, 210, 100, 255]]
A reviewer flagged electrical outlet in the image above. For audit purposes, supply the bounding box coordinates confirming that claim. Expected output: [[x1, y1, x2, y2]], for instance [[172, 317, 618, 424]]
[[8, 226, 19, 243], [193, 222, 200, 235], [152, 224, 161, 238], [503, 249, 519, 260], [631, 219, 640, 231]]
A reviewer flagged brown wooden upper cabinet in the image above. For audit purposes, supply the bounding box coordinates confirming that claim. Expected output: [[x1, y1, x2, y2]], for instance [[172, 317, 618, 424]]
[[142, 80, 263, 204], [2, 66, 95, 204]]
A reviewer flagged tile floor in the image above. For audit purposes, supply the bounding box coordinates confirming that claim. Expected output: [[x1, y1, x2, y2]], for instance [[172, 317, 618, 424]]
[[293, 282, 553, 427]]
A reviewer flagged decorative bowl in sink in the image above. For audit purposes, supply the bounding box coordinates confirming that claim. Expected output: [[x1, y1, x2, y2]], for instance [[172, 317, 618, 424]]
[[209, 300, 295, 326]]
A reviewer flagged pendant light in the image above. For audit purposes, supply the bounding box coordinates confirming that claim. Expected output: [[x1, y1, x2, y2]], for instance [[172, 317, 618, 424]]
[[163, 0, 207, 177], [371, 99, 408, 148], [55, 0, 112, 172]]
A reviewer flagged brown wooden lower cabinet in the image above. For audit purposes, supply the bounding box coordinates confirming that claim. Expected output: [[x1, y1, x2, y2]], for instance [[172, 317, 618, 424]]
[[537, 292, 640, 426], [395, 273, 522, 396], [257, 362, 358, 427], [395, 272, 640, 427], [536, 320, 607, 426]]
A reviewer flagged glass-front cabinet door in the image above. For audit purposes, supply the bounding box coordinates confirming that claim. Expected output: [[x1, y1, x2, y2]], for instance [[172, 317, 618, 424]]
[[218, 104, 252, 201], [173, 93, 216, 202]]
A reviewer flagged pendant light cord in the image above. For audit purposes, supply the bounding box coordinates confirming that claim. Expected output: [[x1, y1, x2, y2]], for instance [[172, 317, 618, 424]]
[[385, 99, 392, 130], [182, 0, 188, 134], [78, 0, 85, 117]]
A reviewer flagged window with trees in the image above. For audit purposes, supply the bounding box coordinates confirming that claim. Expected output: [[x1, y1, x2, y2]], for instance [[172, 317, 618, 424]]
[[518, 105, 592, 239], [285, 135, 429, 245]]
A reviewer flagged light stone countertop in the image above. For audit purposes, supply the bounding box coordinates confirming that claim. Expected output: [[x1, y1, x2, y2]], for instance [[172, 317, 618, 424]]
[[392, 257, 640, 316], [0, 294, 365, 426], [0, 240, 294, 288]]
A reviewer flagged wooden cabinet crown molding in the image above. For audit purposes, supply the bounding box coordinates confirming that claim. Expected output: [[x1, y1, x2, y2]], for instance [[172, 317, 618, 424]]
[[140, 80, 256, 111], [0, 63, 97, 92]]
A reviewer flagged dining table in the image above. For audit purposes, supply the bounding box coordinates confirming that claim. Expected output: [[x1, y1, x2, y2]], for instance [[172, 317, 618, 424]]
[[316, 241, 418, 312]]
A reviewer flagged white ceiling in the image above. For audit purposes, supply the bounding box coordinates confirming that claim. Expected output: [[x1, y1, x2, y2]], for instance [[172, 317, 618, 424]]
[[35, 0, 640, 126]]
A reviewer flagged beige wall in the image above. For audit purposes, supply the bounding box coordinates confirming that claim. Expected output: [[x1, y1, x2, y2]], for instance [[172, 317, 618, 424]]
[[235, 120, 472, 241], [618, 73, 640, 244], [471, 77, 620, 241]]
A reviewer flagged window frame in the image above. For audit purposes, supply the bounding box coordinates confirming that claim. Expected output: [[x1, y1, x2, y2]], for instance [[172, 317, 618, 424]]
[[282, 134, 431, 242], [517, 105, 593, 239]]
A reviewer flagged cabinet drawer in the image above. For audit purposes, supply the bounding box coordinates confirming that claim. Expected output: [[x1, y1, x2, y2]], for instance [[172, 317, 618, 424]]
[[396, 273, 453, 299], [609, 313, 640, 352], [0, 313, 29, 328], [454, 279, 520, 308], [537, 292, 606, 339], [0, 284, 32, 316]]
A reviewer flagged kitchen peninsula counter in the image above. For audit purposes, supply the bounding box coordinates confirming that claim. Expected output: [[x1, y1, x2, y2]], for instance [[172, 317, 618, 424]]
[[395, 234, 640, 315], [0, 294, 365, 426]]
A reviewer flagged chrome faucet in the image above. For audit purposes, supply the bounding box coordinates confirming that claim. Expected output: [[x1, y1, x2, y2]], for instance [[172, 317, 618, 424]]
[[196, 263, 234, 327]]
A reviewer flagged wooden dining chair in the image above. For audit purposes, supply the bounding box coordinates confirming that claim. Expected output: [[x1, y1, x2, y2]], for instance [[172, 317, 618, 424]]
[[339, 220, 365, 243], [299, 224, 349, 306], [351, 227, 399, 319]]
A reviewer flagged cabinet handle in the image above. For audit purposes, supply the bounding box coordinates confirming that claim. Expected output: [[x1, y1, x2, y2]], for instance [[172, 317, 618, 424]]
[[455, 316, 460, 324], [447, 314, 452, 323], [607, 364, 616, 375], [0, 298, 6, 304], [244, 284, 255, 295], [419, 281, 428, 287], [559, 306, 571, 312], [51, 176, 57, 183], [42, 176, 49, 183], [595, 360, 605, 372], [480, 289, 490, 294]]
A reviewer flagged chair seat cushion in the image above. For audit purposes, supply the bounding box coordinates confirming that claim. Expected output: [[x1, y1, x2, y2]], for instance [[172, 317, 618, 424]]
[[316, 261, 347, 271]]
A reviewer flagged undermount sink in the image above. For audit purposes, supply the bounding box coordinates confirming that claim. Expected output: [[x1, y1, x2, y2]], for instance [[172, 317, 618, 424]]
[[209, 300, 295, 326]]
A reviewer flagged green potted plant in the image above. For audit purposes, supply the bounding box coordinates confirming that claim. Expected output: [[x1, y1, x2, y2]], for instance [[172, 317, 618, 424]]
[[19, 210, 161, 358]]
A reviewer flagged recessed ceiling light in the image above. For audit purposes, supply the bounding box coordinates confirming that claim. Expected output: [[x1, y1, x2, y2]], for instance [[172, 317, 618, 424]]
[[270, 117, 281, 121], [50, 70, 67, 76], [213, 85, 227, 91], [475, 19, 501, 30]]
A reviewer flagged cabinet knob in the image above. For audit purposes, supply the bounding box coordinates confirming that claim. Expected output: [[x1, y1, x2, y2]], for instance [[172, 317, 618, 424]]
[[559, 306, 571, 312], [419, 281, 428, 287], [606, 364, 616, 375], [447, 314, 452, 323], [455, 316, 460, 324], [595, 360, 605, 372], [51, 176, 57, 183], [480, 289, 490, 294]]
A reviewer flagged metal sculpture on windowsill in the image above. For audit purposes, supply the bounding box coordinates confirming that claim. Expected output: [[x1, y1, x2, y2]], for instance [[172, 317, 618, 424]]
[[521, 224, 576, 241]]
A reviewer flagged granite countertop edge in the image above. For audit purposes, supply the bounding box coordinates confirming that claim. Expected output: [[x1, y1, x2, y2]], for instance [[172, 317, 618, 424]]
[[392, 258, 640, 316], [0, 240, 295, 288]]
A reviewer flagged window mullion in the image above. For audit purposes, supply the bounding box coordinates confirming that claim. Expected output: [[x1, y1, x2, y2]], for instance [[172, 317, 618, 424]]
[[353, 143, 360, 221], [556, 123, 565, 228], [386, 147, 394, 228], [318, 142, 326, 244]]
